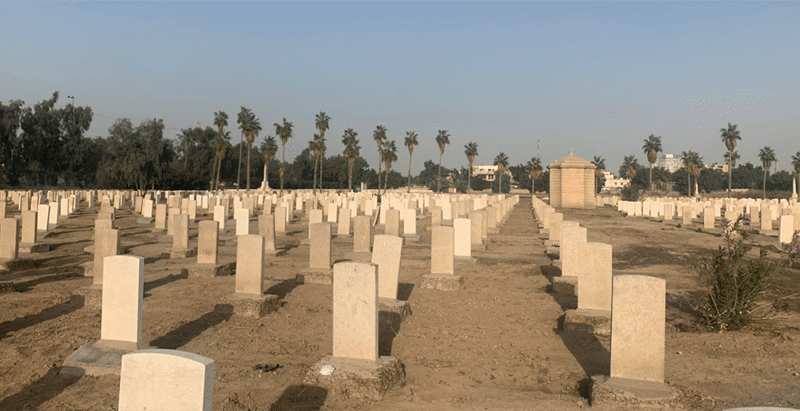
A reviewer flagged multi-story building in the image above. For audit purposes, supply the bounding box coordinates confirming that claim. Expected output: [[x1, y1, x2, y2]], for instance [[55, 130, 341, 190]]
[[602, 171, 629, 191], [655, 153, 683, 173], [471, 165, 512, 182]]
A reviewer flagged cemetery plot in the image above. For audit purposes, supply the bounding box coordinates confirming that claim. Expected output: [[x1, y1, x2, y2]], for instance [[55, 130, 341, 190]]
[[0, 192, 799, 410]]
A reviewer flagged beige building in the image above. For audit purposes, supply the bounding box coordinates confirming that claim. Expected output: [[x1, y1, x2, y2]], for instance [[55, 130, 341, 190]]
[[548, 150, 596, 209]]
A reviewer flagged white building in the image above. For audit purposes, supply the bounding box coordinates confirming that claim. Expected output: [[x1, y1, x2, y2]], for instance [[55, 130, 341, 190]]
[[472, 165, 512, 182], [655, 153, 683, 173], [602, 171, 629, 191]]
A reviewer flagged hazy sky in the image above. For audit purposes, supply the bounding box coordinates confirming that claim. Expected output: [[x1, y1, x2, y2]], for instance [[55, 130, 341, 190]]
[[2, 2, 799, 175]]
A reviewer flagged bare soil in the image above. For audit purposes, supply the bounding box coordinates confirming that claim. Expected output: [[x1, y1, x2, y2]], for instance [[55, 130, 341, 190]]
[[1, 194, 799, 410]]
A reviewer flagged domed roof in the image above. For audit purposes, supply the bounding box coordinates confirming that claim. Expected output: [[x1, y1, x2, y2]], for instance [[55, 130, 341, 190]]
[[549, 149, 595, 169]]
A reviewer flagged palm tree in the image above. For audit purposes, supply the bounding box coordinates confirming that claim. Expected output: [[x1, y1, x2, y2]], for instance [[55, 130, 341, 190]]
[[642, 134, 662, 192], [236, 107, 253, 190], [723, 150, 740, 170], [592, 156, 606, 194], [244, 115, 262, 192], [211, 111, 229, 190], [759, 146, 776, 199], [791, 151, 800, 195], [494, 152, 509, 193], [720, 123, 741, 197], [681, 150, 703, 196], [619, 155, 640, 180], [404, 131, 419, 193], [435, 130, 451, 193], [274, 117, 294, 196], [342, 128, 360, 192], [464, 142, 478, 192], [213, 131, 232, 191], [381, 140, 398, 192], [527, 157, 543, 194], [373, 125, 387, 192], [260, 136, 278, 190], [315, 112, 330, 192], [309, 134, 323, 194]]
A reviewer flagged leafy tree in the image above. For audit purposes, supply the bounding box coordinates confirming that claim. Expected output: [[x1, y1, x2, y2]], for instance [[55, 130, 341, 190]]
[[0, 100, 25, 185], [404, 131, 419, 193], [464, 142, 478, 191], [274, 117, 294, 195], [418, 159, 453, 192], [791, 151, 800, 195], [493, 152, 509, 193], [592, 156, 606, 193], [720, 122, 741, 197], [372, 125, 387, 191], [102, 118, 173, 190], [766, 170, 793, 192], [261, 136, 278, 190], [173, 126, 216, 189], [435, 130, 450, 193], [342, 128, 360, 192], [758, 146, 776, 199], [642, 134, 662, 191], [315, 112, 331, 191], [731, 162, 761, 191]]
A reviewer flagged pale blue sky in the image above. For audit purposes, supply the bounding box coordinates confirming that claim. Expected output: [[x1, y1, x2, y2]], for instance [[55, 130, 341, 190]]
[[2, 2, 799, 174]]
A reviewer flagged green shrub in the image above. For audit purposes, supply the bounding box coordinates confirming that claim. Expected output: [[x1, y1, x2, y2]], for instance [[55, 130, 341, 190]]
[[697, 217, 778, 331]]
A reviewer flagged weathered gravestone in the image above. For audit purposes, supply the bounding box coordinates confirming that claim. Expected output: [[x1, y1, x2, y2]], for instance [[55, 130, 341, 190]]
[[305, 261, 404, 400], [170, 214, 195, 259], [119, 349, 214, 411], [64, 256, 145, 376], [564, 242, 613, 336], [297, 223, 333, 284], [420, 226, 464, 290], [221, 235, 279, 318], [592, 274, 676, 403], [372, 235, 411, 320], [182, 220, 234, 277]]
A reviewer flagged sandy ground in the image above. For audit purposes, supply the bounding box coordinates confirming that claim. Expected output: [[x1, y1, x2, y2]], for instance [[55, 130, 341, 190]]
[[1, 194, 799, 410]]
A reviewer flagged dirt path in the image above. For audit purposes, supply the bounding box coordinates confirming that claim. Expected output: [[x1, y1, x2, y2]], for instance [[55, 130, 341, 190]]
[[1, 195, 800, 410]]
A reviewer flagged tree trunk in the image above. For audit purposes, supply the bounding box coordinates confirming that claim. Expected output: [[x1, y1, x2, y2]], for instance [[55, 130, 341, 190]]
[[319, 155, 324, 191], [688, 171, 691, 196], [437, 152, 442, 193], [407, 152, 413, 194], [377, 151, 382, 194], [312, 154, 319, 195], [210, 154, 217, 191], [531, 175, 536, 194], [280, 145, 286, 196], [467, 161, 472, 193], [216, 156, 222, 191], [348, 159, 353, 192], [728, 154, 733, 198], [237, 134, 244, 189], [649, 164, 653, 192], [763, 168, 767, 199], [261, 160, 269, 191], [246, 141, 252, 192]]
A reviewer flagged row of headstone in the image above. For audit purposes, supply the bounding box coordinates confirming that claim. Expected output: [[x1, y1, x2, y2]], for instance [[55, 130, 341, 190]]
[[531, 195, 675, 401], [617, 197, 800, 244]]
